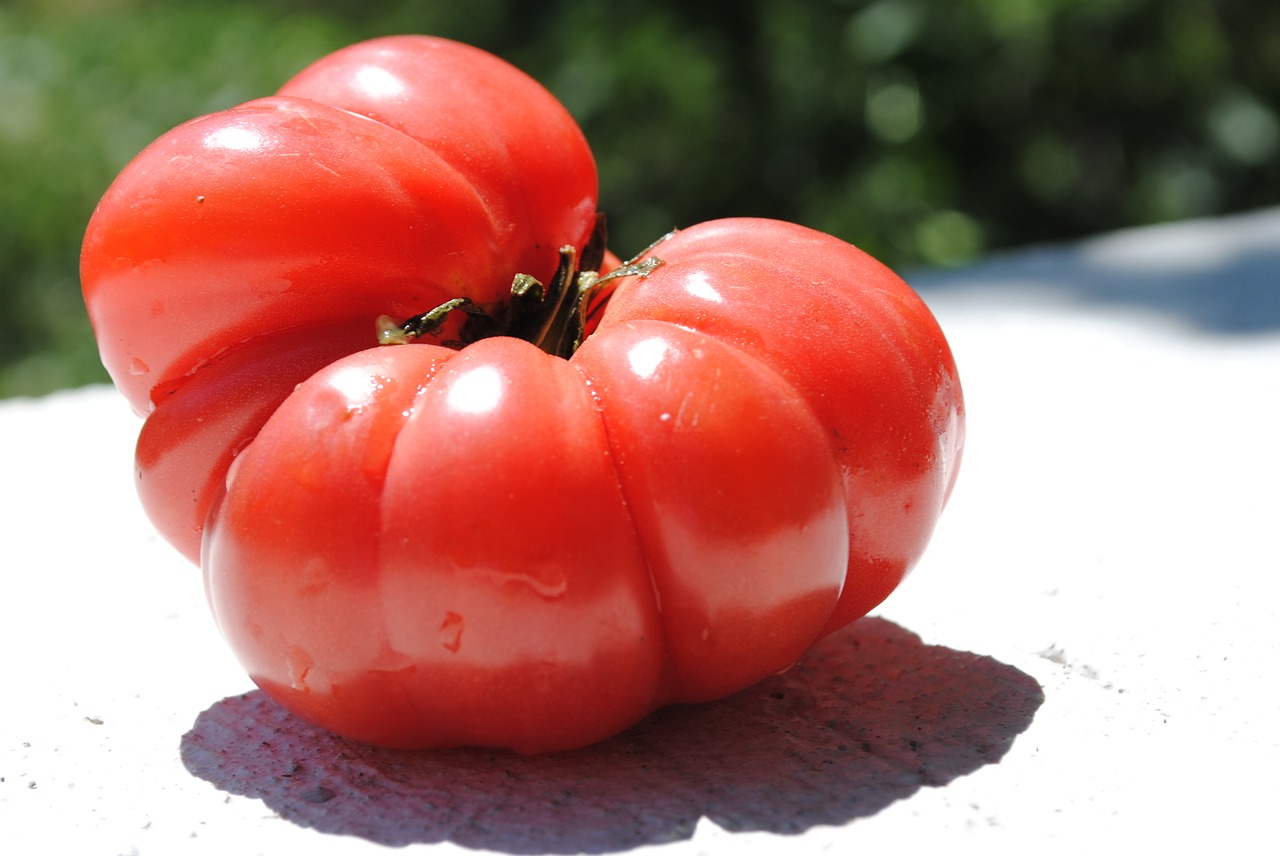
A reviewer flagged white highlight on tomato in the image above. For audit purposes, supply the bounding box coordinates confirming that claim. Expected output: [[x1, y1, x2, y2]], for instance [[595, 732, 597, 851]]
[[447, 365, 504, 414], [684, 271, 724, 303], [325, 364, 381, 411], [203, 125, 265, 152], [353, 65, 407, 99], [626, 337, 668, 380]]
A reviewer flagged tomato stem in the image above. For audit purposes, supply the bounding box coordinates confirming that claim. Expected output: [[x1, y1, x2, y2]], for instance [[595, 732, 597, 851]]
[[376, 298, 498, 346], [376, 217, 672, 358]]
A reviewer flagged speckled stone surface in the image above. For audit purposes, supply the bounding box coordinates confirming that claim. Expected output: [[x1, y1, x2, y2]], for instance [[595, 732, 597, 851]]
[[4, 208, 1278, 854]]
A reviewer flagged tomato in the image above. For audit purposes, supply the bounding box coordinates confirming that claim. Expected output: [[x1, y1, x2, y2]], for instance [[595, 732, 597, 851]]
[[595, 221, 966, 637], [82, 38, 963, 754], [81, 35, 597, 562]]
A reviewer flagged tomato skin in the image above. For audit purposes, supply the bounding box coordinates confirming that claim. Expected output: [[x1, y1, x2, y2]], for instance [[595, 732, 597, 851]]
[[595, 219, 965, 636], [572, 321, 848, 702], [205, 340, 667, 752], [135, 321, 374, 563], [82, 36, 599, 569], [202, 344, 454, 748], [81, 94, 505, 417], [277, 35, 598, 288]]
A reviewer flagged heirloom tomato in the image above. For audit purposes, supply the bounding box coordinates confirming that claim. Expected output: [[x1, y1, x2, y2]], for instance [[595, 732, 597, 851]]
[[81, 37, 964, 754], [81, 35, 598, 563]]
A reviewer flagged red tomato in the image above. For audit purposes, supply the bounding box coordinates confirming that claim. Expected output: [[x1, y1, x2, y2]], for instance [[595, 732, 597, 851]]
[[198, 217, 962, 753], [82, 39, 963, 754], [595, 220, 966, 637], [81, 36, 597, 562]]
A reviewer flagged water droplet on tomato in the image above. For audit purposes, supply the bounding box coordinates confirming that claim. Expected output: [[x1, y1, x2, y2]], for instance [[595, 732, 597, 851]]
[[286, 646, 314, 692], [439, 612, 464, 653], [284, 646, 332, 694], [128, 357, 149, 376]]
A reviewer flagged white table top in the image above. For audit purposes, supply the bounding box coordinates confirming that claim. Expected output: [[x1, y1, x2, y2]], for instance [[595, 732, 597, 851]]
[[4, 207, 1278, 854]]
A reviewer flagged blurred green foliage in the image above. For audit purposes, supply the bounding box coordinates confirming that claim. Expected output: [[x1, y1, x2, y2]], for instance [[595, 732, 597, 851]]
[[2, 0, 1277, 397]]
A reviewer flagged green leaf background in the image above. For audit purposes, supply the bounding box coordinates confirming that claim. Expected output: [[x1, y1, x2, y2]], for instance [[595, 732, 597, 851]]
[[3, 0, 1277, 397]]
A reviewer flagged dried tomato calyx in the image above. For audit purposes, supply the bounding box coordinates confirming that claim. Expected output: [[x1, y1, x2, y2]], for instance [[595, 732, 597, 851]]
[[376, 218, 670, 359]]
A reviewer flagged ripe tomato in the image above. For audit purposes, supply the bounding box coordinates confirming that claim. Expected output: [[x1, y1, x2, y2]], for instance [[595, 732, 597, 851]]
[[81, 38, 963, 754], [81, 35, 597, 562]]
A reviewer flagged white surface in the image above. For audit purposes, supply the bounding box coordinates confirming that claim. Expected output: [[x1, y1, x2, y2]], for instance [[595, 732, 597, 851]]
[[3, 208, 1279, 854]]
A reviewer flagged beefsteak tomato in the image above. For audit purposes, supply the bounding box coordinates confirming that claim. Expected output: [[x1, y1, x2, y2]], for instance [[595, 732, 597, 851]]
[[81, 35, 598, 563], [81, 37, 964, 753]]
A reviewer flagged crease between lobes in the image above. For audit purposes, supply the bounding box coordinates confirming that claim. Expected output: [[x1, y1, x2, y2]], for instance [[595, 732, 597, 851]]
[[359, 337, 665, 748], [571, 318, 849, 704]]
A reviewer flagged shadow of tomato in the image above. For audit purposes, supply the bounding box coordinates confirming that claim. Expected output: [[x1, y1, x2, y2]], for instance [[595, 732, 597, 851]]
[[180, 617, 1042, 853]]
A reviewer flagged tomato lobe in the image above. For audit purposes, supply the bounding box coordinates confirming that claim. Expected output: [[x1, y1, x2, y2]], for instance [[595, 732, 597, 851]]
[[573, 320, 848, 701], [595, 219, 965, 635]]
